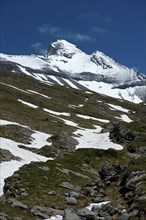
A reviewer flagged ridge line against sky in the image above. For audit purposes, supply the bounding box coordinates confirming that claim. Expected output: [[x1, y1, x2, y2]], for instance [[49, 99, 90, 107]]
[[0, 0, 146, 74]]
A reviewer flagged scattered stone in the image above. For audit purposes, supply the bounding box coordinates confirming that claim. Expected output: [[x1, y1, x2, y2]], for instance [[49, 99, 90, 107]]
[[65, 191, 80, 199], [63, 209, 80, 220], [78, 208, 95, 219], [119, 213, 131, 220], [47, 191, 56, 196], [65, 197, 77, 205], [98, 203, 119, 217], [84, 186, 97, 196], [0, 212, 8, 220], [93, 197, 107, 203], [10, 199, 28, 210], [59, 182, 81, 191]]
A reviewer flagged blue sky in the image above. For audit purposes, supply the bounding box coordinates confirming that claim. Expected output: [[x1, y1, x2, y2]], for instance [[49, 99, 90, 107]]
[[0, 0, 145, 74]]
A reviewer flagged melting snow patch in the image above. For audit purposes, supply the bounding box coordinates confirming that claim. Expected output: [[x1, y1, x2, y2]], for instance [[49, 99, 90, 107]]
[[0, 82, 31, 94], [0, 138, 52, 195], [18, 99, 38, 108], [44, 108, 70, 116], [45, 215, 63, 220], [28, 90, 51, 99], [0, 119, 52, 195], [107, 103, 129, 113], [116, 114, 133, 123], [69, 104, 84, 109], [86, 201, 110, 210], [76, 114, 109, 123], [74, 126, 123, 150]]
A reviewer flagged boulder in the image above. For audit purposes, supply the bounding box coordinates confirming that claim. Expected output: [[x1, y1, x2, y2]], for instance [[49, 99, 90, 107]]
[[65, 197, 77, 205], [63, 209, 80, 220]]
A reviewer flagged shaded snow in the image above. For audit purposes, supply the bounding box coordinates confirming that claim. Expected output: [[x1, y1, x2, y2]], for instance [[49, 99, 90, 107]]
[[49, 75, 64, 85], [17, 65, 32, 76], [63, 78, 79, 89], [0, 53, 48, 69], [79, 81, 142, 104]]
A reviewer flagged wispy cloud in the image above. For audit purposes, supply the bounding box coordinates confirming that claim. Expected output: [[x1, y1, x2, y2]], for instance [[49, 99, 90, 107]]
[[79, 11, 97, 19], [91, 26, 109, 35], [79, 11, 112, 23], [38, 24, 95, 42], [31, 42, 46, 54]]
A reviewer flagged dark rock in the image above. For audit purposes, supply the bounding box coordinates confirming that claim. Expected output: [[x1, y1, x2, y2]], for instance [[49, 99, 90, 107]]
[[78, 208, 96, 219], [120, 170, 146, 193], [93, 197, 107, 203], [84, 186, 97, 196], [99, 164, 125, 182], [99, 166, 116, 181], [98, 203, 119, 217], [63, 209, 80, 220]]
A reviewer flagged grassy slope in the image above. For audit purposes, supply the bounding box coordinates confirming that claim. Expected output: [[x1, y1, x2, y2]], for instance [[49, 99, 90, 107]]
[[0, 69, 146, 219]]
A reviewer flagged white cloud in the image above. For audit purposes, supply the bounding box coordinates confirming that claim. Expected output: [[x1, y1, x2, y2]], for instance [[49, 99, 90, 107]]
[[38, 24, 95, 42], [67, 33, 95, 42], [92, 26, 109, 35], [31, 42, 46, 54]]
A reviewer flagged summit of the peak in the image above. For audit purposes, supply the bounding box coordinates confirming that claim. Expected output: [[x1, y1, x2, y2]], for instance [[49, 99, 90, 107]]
[[47, 39, 82, 58]]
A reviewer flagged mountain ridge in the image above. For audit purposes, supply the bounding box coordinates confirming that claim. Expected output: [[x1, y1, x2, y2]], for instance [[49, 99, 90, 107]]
[[0, 39, 146, 103]]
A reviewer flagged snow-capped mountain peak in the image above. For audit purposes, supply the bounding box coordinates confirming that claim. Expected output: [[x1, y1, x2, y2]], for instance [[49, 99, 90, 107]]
[[0, 39, 146, 103], [47, 39, 82, 58]]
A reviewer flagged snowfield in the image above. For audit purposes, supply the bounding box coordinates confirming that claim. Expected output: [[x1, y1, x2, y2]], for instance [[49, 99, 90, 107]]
[[0, 119, 52, 195], [73, 125, 123, 150]]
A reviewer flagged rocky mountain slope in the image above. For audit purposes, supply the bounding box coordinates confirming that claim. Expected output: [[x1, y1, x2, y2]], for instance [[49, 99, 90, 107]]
[[0, 40, 146, 103], [0, 68, 146, 220]]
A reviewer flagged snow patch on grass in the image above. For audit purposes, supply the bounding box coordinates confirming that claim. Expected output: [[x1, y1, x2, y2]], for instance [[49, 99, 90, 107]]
[[76, 114, 109, 123], [44, 108, 70, 117], [18, 99, 38, 108], [107, 103, 129, 113], [74, 126, 123, 150]]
